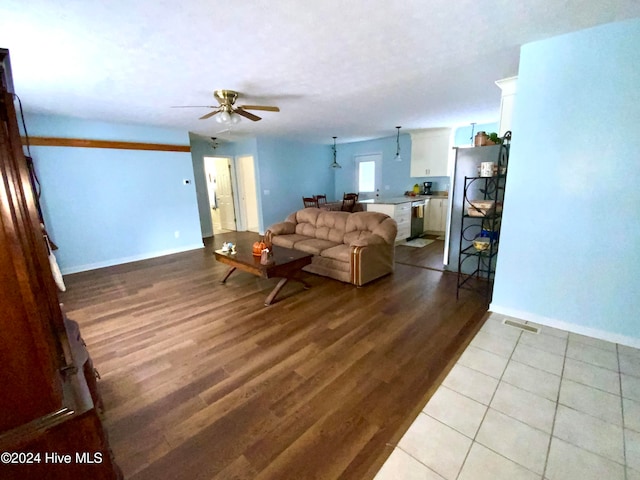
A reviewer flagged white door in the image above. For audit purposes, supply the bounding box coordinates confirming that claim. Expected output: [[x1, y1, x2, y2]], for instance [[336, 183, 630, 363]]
[[214, 157, 236, 231], [236, 155, 260, 232], [354, 153, 382, 199]]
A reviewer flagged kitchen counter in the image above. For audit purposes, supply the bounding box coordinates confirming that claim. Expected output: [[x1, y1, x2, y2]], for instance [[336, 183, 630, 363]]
[[361, 193, 448, 205], [361, 197, 414, 205]]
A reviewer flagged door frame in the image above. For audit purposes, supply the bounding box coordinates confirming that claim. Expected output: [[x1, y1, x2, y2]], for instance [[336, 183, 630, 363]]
[[235, 155, 260, 233]]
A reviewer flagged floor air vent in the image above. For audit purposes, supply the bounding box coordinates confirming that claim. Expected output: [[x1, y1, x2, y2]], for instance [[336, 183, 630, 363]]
[[502, 319, 540, 334]]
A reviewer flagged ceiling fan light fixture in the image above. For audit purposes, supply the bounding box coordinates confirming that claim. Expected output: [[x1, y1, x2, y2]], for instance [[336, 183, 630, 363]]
[[394, 126, 402, 162], [330, 136, 342, 169], [219, 111, 231, 123], [178, 90, 277, 123]]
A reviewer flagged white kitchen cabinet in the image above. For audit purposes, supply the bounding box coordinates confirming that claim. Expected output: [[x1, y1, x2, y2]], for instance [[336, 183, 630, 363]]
[[424, 197, 449, 234], [366, 201, 411, 242], [410, 128, 452, 178]]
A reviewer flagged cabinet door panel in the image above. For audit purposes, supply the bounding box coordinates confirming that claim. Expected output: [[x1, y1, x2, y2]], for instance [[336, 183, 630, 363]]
[[424, 199, 448, 233], [410, 129, 451, 178]]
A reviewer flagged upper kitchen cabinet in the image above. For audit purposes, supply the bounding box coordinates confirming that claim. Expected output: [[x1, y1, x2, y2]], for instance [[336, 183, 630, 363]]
[[410, 128, 452, 177]]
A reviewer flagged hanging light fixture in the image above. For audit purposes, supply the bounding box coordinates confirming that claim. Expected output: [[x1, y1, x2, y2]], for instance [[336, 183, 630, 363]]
[[394, 126, 402, 162], [330, 136, 342, 169]]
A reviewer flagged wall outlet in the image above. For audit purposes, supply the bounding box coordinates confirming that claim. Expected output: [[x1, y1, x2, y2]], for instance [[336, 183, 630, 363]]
[[384, 185, 390, 190], [174, 230, 180, 238], [264, 189, 270, 195]]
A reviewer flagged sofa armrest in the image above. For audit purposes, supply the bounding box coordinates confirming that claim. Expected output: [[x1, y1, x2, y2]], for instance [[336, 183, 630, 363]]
[[349, 241, 394, 286], [349, 234, 387, 247], [266, 221, 296, 236]]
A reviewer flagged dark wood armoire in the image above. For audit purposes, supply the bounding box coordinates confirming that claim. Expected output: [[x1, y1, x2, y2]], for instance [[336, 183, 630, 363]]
[[0, 48, 121, 479]]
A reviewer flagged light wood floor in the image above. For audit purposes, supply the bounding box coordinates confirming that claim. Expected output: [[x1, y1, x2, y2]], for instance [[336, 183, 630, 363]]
[[59, 232, 488, 480]]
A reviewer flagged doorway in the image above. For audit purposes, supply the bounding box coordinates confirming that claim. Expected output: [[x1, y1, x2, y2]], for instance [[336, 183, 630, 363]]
[[204, 156, 236, 234]]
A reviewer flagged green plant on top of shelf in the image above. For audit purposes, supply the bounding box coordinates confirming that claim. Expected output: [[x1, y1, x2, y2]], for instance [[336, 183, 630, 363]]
[[487, 132, 502, 145]]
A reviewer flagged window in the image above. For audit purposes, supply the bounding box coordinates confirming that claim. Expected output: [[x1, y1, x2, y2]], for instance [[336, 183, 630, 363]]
[[355, 153, 381, 194], [358, 160, 375, 192]]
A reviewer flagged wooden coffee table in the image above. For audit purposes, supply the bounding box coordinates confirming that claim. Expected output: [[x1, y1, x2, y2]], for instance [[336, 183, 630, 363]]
[[214, 243, 313, 306]]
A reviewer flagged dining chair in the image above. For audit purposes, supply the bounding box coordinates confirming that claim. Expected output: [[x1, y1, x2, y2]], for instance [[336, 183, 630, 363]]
[[302, 196, 319, 208], [341, 192, 359, 212], [314, 194, 327, 207]]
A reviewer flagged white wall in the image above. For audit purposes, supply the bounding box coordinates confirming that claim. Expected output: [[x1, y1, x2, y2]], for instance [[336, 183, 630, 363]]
[[491, 19, 640, 347]]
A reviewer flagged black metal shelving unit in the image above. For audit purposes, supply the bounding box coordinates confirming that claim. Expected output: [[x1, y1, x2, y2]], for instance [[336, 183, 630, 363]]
[[456, 132, 511, 303]]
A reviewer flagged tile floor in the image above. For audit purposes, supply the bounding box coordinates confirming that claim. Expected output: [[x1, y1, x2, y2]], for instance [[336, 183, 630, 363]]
[[374, 312, 640, 480]]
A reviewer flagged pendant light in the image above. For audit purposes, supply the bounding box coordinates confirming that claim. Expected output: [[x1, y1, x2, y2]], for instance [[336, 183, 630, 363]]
[[394, 126, 402, 162], [330, 136, 342, 169]]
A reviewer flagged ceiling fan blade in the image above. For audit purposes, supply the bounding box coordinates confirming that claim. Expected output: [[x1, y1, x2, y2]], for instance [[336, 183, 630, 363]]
[[171, 105, 217, 108], [199, 109, 221, 120], [234, 108, 262, 121], [240, 105, 280, 112]]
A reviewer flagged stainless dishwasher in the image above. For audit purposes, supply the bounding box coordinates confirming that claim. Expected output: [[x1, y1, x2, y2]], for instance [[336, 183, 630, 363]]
[[410, 199, 425, 239]]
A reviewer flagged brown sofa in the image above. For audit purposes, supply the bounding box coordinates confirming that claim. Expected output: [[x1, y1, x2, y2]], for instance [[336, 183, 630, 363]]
[[265, 207, 397, 286]]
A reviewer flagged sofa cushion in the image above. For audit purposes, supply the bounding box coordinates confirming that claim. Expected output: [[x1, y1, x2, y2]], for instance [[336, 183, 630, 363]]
[[309, 255, 350, 273], [315, 211, 349, 243], [271, 234, 314, 249], [295, 223, 317, 238], [303, 261, 351, 283], [291, 207, 321, 238], [320, 244, 352, 263], [343, 230, 375, 245], [344, 212, 396, 245], [293, 238, 340, 255]]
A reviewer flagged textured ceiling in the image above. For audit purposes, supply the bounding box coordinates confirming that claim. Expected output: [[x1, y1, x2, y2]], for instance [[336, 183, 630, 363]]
[[1, 0, 639, 144]]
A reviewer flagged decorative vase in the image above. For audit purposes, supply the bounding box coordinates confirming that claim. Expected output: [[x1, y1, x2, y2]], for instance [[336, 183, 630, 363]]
[[474, 131, 488, 147], [252, 239, 266, 256]]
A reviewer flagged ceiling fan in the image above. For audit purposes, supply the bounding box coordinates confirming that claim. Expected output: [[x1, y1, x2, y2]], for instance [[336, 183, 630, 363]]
[[172, 89, 279, 124]]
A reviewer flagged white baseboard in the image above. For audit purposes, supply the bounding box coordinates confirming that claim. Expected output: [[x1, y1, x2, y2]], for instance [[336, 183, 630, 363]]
[[61, 243, 205, 275], [489, 303, 640, 349]]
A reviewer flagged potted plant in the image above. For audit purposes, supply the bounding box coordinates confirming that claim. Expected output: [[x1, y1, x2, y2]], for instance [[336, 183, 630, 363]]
[[485, 132, 503, 145]]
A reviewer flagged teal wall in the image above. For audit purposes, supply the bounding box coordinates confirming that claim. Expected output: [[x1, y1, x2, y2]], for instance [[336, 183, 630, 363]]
[[188, 133, 217, 237], [255, 137, 332, 228], [492, 19, 640, 346], [23, 114, 203, 274], [335, 133, 412, 197]]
